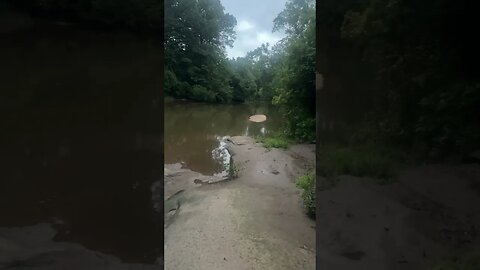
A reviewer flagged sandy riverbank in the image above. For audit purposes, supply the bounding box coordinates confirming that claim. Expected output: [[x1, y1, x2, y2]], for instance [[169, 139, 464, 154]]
[[165, 135, 480, 270], [164, 136, 316, 269], [316, 163, 480, 269]]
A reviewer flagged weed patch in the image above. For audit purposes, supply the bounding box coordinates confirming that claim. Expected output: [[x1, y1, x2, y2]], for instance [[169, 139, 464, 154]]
[[256, 135, 291, 149], [296, 173, 315, 218], [318, 143, 395, 181]]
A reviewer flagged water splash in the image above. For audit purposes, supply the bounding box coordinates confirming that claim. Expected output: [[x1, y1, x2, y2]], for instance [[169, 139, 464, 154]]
[[211, 136, 231, 178]]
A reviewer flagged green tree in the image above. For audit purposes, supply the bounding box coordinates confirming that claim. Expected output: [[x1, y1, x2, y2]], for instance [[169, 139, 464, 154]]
[[318, 0, 480, 156], [164, 0, 236, 102], [245, 43, 277, 101], [229, 57, 257, 102], [272, 0, 316, 141]]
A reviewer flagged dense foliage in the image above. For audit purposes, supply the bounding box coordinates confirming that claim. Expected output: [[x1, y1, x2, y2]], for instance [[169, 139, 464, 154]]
[[271, 0, 315, 141], [318, 0, 480, 157], [164, 0, 236, 102]]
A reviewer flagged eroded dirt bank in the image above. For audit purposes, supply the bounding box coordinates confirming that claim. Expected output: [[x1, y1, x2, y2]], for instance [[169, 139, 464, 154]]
[[164, 136, 316, 269], [316, 163, 480, 270]]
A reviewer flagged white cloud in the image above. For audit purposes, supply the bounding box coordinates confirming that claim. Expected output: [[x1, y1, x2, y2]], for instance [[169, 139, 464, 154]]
[[236, 20, 255, 31], [256, 32, 281, 45], [226, 30, 283, 59], [220, 0, 288, 58], [226, 47, 245, 59]]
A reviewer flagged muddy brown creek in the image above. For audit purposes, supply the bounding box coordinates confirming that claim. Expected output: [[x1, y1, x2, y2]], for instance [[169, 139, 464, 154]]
[[164, 99, 283, 176]]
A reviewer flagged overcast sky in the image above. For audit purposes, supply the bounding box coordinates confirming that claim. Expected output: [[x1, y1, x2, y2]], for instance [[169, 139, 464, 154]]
[[220, 0, 288, 59]]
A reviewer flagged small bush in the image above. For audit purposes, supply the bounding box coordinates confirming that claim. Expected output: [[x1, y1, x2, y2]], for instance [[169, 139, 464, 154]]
[[296, 173, 315, 218], [257, 135, 291, 149], [319, 143, 394, 181], [287, 117, 315, 142]]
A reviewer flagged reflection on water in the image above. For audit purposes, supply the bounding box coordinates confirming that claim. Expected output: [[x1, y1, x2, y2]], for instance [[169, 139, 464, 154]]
[[165, 99, 283, 175], [0, 24, 162, 263]]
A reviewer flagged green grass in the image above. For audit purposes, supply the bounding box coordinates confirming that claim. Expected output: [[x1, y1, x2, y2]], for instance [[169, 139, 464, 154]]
[[256, 135, 291, 149], [228, 157, 239, 179], [431, 262, 479, 270], [318, 143, 395, 181], [296, 173, 315, 218], [430, 252, 480, 270]]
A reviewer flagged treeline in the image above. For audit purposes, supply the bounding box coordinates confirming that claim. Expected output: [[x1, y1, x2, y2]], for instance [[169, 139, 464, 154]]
[[165, 0, 315, 141], [0, 0, 163, 31], [164, 0, 236, 103], [318, 0, 480, 157]]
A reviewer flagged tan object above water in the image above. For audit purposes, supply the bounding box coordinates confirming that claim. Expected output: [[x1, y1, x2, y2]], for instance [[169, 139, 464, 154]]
[[249, 114, 267, 122]]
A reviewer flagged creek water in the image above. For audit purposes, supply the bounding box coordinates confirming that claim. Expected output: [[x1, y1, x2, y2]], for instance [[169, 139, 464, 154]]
[[165, 99, 284, 176]]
